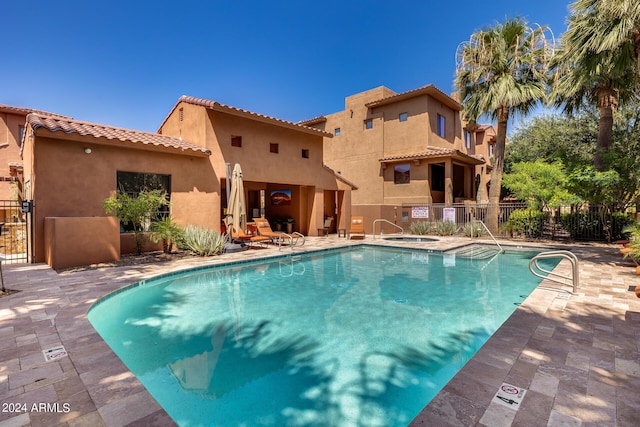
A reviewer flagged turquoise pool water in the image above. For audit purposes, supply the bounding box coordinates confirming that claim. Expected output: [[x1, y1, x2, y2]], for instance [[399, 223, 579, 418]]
[[88, 245, 559, 426]]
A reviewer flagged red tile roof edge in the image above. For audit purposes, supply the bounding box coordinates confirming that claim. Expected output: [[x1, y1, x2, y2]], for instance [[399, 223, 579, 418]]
[[160, 96, 333, 138], [0, 103, 71, 119], [322, 164, 358, 190], [379, 147, 485, 165], [26, 113, 211, 156], [365, 84, 462, 111]]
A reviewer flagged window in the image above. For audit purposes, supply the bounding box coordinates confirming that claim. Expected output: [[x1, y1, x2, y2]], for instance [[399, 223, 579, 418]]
[[464, 130, 471, 149], [270, 143, 279, 153], [437, 114, 446, 138], [179, 108, 184, 122], [231, 136, 242, 147], [394, 164, 410, 184], [301, 149, 309, 158], [364, 119, 373, 130], [431, 164, 445, 191], [399, 112, 408, 122], [488, 143, 495, 157], [116, 171, 171, 232], [334, 128, 341, 136], [18, 125, 25, 145]]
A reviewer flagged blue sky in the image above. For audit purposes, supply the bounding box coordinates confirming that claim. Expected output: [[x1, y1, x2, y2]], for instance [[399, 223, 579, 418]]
[[2, 0, 571, 133]]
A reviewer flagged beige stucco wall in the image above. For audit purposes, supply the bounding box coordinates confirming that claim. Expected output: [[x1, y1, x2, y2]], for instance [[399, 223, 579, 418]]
[[160, 101, 351, 235], [29, 133, 217, 263], [44, 217, 120, 269], [0, 111, 26, 199]]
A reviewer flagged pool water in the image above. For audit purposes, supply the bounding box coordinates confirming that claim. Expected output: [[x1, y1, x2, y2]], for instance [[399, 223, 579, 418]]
[[88, 245, 559, 426]]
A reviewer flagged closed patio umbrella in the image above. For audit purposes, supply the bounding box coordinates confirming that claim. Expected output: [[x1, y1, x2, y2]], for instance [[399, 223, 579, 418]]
[[226, 163, 246, 235]]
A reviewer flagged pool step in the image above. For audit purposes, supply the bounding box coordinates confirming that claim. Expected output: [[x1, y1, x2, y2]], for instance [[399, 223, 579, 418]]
[[451, 245, 501, 260]]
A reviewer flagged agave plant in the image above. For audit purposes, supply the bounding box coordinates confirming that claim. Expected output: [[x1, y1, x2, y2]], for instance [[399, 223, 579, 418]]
[[433, 221, 458, 236], [180, 225, 227, 256], [462, 222, 485, 238], [408, 221, 432, 235]]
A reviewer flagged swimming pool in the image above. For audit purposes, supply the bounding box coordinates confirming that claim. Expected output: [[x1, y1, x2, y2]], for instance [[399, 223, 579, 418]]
[[88, 245, 559, 426], [382, 236, 438, 242]]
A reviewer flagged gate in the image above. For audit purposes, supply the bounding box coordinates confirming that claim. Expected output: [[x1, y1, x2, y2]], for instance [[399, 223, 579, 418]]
[[0, 200, 32, 264]]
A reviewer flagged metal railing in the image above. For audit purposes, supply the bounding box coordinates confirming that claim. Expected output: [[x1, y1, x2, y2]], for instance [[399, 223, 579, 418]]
[[529, 250, 580, 294], [372, 219, 404, 239], [277, 232, 305, 251], [473, 220, 504, 253]]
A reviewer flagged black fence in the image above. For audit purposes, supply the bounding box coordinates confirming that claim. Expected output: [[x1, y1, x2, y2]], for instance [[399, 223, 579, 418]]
[[390, 203, 637, 242]]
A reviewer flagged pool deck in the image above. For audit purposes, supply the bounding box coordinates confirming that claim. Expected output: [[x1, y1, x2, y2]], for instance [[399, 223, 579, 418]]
[[1, 236, 639, 426]]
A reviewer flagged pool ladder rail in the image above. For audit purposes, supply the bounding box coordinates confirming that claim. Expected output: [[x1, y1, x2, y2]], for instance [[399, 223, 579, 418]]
[[277, 232, 305, 251], [529, 250, 580, 294], [372, 219, 404, 239]]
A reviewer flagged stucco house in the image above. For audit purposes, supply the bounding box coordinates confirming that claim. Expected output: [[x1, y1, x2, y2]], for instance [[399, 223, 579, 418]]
[[301, 84, 495, 231], [18, 96, 354, 268]]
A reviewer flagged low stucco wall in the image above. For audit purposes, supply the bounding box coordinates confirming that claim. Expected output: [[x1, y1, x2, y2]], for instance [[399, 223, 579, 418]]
[[44, 217, 120, 269], [120, 233, 163, 255]]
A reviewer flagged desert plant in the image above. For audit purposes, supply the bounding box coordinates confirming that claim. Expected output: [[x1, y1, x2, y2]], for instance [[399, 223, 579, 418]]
[[103, 190, 169, 255], [180, 225, 227, 256], [149, 217, 184, 253], [408, 221, 431, 235], [433, 220, 458, 236], [463, 222, 485, 238]]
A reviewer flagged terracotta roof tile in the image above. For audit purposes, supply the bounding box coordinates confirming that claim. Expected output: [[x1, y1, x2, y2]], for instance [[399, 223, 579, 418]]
[[379, 146, 485, 165], [365, 84, 462, 111], [174, 96, 333, 138], [26, 113, 211, 156], [0, 103, 70, 119], [298, 115, 327, 126]]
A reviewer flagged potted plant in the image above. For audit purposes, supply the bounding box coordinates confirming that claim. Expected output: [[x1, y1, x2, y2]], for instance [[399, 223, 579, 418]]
[[286, 218, 295, 234], [274, 218, 283, 231]]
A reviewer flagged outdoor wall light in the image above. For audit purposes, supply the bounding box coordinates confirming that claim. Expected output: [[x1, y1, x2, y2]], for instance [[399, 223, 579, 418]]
[[84, 147, 92, 154]]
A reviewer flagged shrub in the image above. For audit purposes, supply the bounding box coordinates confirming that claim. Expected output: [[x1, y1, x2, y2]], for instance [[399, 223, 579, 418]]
[[433, 220, 458, 236], [180, 225, 227, 256], [507, 209, 546, 238], [409, 221, 431, 235], [149, 217, 184, 254], [611, 213, 636, 241], [463, 222, 485, 238]]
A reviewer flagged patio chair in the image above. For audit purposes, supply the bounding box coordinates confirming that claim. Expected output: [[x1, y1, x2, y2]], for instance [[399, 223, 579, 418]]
[[231, 226, 269, 248], [318, 217, 333, 236], [254, 218, 285, 243], [349, 216, 365, 239]]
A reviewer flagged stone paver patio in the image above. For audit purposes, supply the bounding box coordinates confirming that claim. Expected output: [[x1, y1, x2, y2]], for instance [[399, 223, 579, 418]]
[[1, 236, 639, 426]]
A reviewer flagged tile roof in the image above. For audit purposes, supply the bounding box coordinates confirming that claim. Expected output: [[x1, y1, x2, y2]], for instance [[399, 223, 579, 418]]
[[365, 84, 462, 111], [26, 113, 211, 156], [297, 115, 327, 126], [164, 96, 333, 138], [379, 146, 485, 165], [0, 103, 70, 119], [323, 164, 358, 190]]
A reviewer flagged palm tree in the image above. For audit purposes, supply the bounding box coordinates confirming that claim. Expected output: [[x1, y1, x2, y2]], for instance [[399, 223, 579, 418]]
[[566, 0, 640, 75], [456, 17, 554, 233], [552, 1, 640, 171]]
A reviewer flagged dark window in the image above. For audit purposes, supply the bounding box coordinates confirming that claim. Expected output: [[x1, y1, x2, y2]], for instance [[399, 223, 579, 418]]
[[464, 130, 471, 149], [18, 125, 25, 146], [364, 119, 373, 130], [437, 114, 446, 138], [335, 128, 341, 136], [399, 112, 408, 122], [179, 108, 184, 122], [394, 164, 410, 184], [270, 143, 279, 153], [231, 136, 242, 147], [431, 164, 445, 191], [116, 171, 171, 232], [302, 149, 309, 158]]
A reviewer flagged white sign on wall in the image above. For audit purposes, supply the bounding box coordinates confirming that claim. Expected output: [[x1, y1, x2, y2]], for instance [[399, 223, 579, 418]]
[[411, 206, 429, 219]]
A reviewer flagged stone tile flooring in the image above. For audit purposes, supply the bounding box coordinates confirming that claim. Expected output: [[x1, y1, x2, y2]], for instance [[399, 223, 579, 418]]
[[0, 236, 639, 426]]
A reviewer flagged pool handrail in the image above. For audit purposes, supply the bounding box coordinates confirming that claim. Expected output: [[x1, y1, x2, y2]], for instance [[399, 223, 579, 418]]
[[474, 220, 504, 253], [529, 250, 580, 294], [373, 219, 404, 239]]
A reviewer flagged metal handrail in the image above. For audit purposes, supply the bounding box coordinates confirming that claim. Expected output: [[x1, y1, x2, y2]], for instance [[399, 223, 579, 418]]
[[529, 250, 580, 293], [372, 219, 404, 239], [474, 220, 504, 253], [277, 232, 305, 251]]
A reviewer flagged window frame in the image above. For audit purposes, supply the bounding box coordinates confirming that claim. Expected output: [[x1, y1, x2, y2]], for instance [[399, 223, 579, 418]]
[[301, 148, 309, 159], [364, 119, 373, 130], [231, 135, 242, 147], [393, 163, 411, 184], [270, 143, 279, 154], [115, 171, 171, 232], [334, 128, 341, 136], [436, 114, 446, 138], [399, 112, 408, 122]]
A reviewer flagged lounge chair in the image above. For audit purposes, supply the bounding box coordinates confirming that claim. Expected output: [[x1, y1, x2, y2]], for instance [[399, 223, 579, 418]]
[[231, 226, 269, 248], [254, 218, 285, 243], [349, 216, 365, 239]]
